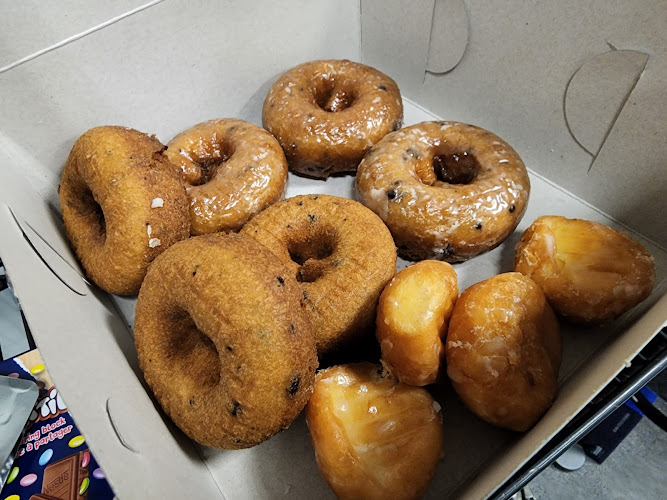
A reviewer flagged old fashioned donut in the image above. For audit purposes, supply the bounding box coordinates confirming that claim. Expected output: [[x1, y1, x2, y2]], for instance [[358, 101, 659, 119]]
[[356, 121, 530, 262], [165, 119, 288, 235], [514, 216, 655, 324], [306, 363, 443, 500], [446, 273, 561, 431], [241, 194, 396, 355], [134, 233, 317, 449], [59, 126, 190, 295], [263, 59, 403, 178]]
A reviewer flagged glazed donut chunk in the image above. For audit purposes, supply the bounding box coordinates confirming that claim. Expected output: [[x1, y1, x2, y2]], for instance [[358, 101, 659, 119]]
[[446, 273, 561, 431], [376, 260, 458, 386], [514, 216, 655, 324], [306, 363, 443, 500], [356, 121, 530, 262], [165, 119, 288, 235], [134, 233, 317, 449], [59, 126, 190, 295], [241, 194, 397, 355], [263, 59, 403, 178]]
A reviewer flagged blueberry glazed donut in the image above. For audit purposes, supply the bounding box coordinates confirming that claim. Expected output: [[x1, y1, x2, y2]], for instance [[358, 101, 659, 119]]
[[356, 121, 530, 262]]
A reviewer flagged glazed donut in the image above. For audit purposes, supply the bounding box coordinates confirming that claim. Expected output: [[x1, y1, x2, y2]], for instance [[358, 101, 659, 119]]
[[241, 194, 397, 355], [376, 260, 458, 386], [446, 273, 561, 431], [59, 126, 190, 295], [165, 119, 288, 235], [514, 216, 655, 324], [134, 233, 317, 449], [356, 121, 530, 262], [306, 363, 443, 500], [263, 59, 403, 178]]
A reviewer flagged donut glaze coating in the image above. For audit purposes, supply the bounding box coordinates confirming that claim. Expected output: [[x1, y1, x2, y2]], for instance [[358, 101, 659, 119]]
[[59, 126, 190, 295], [165, 119, 288, 235], [514, 216, 655, 324], [446, 273, 561, 431], [306, 363, 443, 500], [263, 60, 403, 178], [356, 121, 530, 262], [134, 233, 317, 449], [376, 260, 458, 386], [241, 194, 397, 355]]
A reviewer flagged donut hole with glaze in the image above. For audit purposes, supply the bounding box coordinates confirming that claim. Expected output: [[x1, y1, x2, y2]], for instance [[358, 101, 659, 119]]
[[412, 144, 482, 186], [287, 225, 338, 283], [312, 75, 357, 113], [177, 140, 234, 187]]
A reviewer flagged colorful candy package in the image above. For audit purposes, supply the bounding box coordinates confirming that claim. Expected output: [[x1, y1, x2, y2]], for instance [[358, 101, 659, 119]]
[[0, 350, 114, 500]]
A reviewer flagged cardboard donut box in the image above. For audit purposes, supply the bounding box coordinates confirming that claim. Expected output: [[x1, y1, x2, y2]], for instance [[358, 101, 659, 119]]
[[1, 1, 665, 498]]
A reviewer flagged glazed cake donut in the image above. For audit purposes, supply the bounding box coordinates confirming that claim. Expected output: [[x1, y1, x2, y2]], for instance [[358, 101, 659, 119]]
[[263, 59, 403, 178], [446, 273, 561, 431], [356, 121, 530, 262], [59, 126, 190, 295], [165, 119, 288, 235], [514, 216, 655, 324], [241, 194, 397, 355], [134, 233, 317, 449]]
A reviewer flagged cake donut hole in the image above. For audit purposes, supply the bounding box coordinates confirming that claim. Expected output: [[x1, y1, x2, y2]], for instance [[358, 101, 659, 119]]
[[78, 188, 107, 241], [164, 307, 222, 388], [287, 226, 338, 283]]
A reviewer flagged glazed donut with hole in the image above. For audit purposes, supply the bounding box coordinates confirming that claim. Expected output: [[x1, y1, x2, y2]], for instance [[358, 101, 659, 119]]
[[263, 59, 403, 178], [165, 119, 288, 235], [241, 194, 396, 355], [59, 126, 190, 295], [356, 121, 530, 262]]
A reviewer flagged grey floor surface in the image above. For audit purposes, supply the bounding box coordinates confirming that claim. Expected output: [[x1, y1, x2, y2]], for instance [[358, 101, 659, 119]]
[[527, 378, 667, 500]]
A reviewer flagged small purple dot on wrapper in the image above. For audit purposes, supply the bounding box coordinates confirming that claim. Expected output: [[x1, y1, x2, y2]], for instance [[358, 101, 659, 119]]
[[20, 472, 38, 486], [93, 467, 105, 480], [8, 372, 19, 378]]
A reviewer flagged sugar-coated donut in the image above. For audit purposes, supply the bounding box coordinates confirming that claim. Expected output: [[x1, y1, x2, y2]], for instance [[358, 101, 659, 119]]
[[263, 60, 403, 178], [134, 233, 317, 449], [306, 363, 443, 500], [59, 126, 190, 295], [356, 121, 530, 262], [446, 273, 561, 431], [241, 194, 396, 355], [165, 119, 288, 235], [376, 260, 458, 386], [514, 216, 655, 324]]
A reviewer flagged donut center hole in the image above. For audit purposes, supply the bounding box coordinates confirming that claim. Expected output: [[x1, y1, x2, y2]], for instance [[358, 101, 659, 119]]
[[315, 81, 355, 112], [81, 187, 106, 241], [191, 152, 231, 186], [432, 150, 480, 184], [288, 230, 337, 283], [167, 308, 221, 388]]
